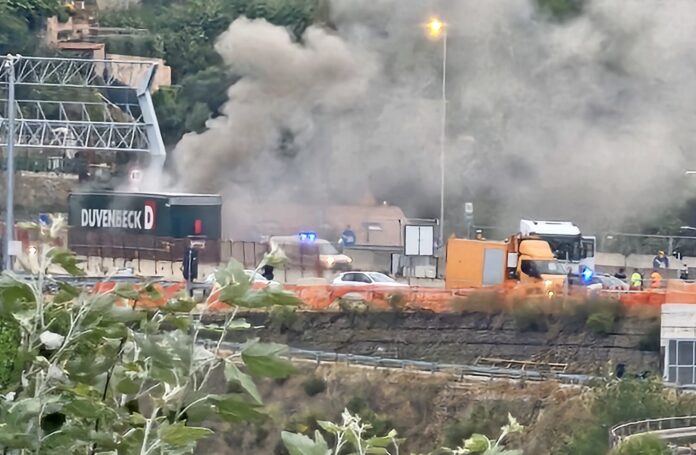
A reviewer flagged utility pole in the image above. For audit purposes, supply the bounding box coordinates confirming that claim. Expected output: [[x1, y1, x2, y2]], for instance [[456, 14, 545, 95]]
[[438, 27, 448, 246], [3, 54, 16, 271]]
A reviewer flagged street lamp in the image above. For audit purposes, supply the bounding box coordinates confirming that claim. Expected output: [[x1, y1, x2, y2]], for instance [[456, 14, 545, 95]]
[[3, 54, 17, 271], [426, 18, 447, 246]]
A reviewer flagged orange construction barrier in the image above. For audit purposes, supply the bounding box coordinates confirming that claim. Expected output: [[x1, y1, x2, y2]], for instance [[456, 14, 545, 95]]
[[89, 279, 696, 314], [93, 281, 186, 309]]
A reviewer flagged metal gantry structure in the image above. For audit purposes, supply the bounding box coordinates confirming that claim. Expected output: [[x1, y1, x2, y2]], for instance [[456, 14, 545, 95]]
[[0, 55, 167, 269]]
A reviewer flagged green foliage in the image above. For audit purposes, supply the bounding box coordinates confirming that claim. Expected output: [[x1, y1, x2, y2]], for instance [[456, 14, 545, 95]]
[[610, 435, 669, 455], [97, 0, 320, 145], [511, 303, 548, 332], [567, 297, 623, 336], [283, 409, 401, 455], [281, 410, 524, 455], [556, 379, 696, 455], [444, 403, 510, 448], [586, 311, 615, 336], [0, 317, 20, 390], [0, 217, 300, 453], [269, 305, 299, 332], [0, 5, 36, 54], [302, 376, 327, 397]]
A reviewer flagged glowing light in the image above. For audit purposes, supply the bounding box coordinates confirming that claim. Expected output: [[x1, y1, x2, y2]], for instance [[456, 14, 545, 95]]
[[581, 266, 593, 284], [299, 232, 317, 243], [427, 18, 445, 37]]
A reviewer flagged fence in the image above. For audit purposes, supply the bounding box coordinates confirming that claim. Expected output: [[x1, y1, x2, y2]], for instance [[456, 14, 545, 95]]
[[67, 230, 221, 265], [0, 155, 88, 174], [610, 416, 696, 449], [205, 340, 594, 385], [602, 233, 696, 257]]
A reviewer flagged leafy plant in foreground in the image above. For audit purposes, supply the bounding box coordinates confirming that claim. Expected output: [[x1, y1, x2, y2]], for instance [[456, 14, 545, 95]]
[[281, 411, 525, 455], [0, 215, 301, 454]]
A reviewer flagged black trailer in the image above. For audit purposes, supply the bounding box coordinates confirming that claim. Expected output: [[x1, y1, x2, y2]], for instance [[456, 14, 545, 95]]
[[67, 191, 222, 263]]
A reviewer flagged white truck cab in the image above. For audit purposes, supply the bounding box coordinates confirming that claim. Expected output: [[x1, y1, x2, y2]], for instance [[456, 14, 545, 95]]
[[519, 220, 595, 275]]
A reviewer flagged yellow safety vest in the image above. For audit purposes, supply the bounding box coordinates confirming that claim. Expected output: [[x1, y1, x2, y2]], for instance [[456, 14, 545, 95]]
[[630, 273, 642, 286]]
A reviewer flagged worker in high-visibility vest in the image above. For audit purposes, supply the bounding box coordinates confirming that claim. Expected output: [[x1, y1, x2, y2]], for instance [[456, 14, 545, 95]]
[[650, 270, 662, 288], [630, 269, 643, 290]]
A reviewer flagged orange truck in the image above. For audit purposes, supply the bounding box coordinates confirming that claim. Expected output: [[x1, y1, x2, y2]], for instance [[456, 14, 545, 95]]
[[445, 235, 566, 296]]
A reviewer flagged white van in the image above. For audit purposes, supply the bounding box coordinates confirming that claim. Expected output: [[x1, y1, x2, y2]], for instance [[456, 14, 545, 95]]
[[269, 235, 353, 271]]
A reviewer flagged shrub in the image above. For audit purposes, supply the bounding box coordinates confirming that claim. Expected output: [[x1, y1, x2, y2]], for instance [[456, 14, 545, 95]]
[[610, 435, 669, 455], [638, 324, 661, 352], [586, 311, 616, 336], [451, 291, 507, 314], [302, 376, 327, 397], [512, 303, 548, 332], [269, 305, 299, 332], [346, 396, 367, 414], [558, 379, 696, 455], [444, 403, 510, 447]]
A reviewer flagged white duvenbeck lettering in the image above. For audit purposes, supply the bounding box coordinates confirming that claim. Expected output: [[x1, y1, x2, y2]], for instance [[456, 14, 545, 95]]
[[144, 205, 154, 230], [80, 209, 150, 230]]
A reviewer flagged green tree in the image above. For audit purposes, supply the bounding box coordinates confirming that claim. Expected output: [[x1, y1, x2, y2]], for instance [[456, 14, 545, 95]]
[[98, 0, 320, 145], [610, 435, 669, 455]]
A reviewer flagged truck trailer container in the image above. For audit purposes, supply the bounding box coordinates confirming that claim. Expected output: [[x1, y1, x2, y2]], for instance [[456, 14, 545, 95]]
[[67, 191, 222, 263]]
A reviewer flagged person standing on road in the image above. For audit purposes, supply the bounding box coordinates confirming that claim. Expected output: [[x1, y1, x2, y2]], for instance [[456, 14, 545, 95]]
[[650, 269, 663, 288], [630, 269, 643, 290], [681, 264, 690, 281], [653, 250, 669, 270], [340, 225, 356, 247], [614, 268, 627, 281]]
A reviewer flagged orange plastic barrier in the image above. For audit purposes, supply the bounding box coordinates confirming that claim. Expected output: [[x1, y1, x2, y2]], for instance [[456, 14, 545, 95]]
[[665, 280, 696, 305], [88, 279, 696, 314], [93, 282, 185, 309]]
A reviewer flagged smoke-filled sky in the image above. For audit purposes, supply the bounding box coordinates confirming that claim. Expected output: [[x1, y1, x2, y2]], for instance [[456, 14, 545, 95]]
[[172, 0, 696, 233]]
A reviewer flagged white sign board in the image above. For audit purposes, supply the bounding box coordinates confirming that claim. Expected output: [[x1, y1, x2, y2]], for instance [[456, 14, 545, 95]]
[[8, 241, 22, 256], [404, 225, 434, 256]]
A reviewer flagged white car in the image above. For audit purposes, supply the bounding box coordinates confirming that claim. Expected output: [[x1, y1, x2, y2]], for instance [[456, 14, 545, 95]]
[[332, 272, 408, 288], [597, 274, 630, 291]]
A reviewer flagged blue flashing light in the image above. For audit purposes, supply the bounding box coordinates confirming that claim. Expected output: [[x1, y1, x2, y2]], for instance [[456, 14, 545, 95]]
[[298, 231, 317, 243], [581, 266, 593, 284]]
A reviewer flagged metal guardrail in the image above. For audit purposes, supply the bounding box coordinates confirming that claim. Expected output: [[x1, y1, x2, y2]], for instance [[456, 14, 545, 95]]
[[207, 340, 594, 385], [610, 416, 696, 449]]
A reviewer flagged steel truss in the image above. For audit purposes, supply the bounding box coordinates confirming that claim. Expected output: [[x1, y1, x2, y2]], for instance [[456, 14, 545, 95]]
[[0, 56, 165, 162]]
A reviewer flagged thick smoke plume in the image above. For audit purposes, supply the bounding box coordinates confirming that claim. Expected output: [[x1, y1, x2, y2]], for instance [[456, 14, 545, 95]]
[[173, 0, 696, 234]]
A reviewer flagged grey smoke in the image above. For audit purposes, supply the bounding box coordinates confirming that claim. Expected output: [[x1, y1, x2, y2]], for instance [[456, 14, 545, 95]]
[[173, 0, 696, 235]]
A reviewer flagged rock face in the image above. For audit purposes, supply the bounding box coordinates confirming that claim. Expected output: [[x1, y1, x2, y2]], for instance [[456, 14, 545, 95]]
[[218, 311, 661, 373], [0, 172, 75, 215]]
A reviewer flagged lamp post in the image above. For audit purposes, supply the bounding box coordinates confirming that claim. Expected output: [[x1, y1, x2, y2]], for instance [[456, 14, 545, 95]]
[[427, 18, 447, 246], [3, 54, 16, 271]]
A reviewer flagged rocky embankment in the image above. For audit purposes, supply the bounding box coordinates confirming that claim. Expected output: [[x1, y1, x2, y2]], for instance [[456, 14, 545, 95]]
[[210, 311, 661, 373]]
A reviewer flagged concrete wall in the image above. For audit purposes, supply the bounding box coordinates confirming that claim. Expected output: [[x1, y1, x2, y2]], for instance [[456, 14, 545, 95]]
[[596, 252, 694, 277]]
